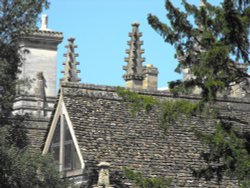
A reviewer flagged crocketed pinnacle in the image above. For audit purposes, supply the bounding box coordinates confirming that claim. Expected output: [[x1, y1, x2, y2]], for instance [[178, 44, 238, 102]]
[[123, 22, 145, 81], [61, 38, 81, 83]]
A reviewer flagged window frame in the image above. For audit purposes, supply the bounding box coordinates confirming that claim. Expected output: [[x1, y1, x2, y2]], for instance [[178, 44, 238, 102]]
[[42, 95, 84, 174]]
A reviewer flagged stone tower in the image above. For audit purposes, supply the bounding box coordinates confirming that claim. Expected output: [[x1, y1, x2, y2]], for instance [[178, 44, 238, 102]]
[[123, 22, 158, 90], [13, 15, 63, 117]]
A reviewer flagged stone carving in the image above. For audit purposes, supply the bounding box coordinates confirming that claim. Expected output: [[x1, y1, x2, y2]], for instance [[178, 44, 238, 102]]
[[123, 22, 145, 87], [35, 72, 46, 99], [123, 23, 158, 90], [35, 72, 47, 117], [61, 38, 81, 83]]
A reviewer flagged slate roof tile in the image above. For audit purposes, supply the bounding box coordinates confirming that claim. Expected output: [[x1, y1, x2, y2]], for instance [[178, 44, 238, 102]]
[[59, 82, 250, 187]]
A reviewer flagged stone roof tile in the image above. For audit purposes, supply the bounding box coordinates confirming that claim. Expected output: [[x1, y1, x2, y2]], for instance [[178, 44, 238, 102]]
[[60, 82, 250, 187]]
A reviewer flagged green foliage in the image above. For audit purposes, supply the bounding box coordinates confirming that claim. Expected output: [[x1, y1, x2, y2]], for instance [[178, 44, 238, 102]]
[[148, 0, 250, 186], [0, 0, 49, 43], [117, 86, 214, 131], [148, 0, 250, 102], [123, 167, 172, 188], [0, 1, 73, 187], [0, 127, 71, 188], [117, 87, 215, 132], [160, 99, 201, 131], [194, 122, 250, 187], [117, 87, 158, 115], [6, 114, 29, 148], [0, 0, 49, 123]]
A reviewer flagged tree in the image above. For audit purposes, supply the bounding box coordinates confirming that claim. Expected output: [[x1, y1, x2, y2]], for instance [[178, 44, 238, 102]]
[[0, 126, 70, 188], [147, 0, 250, 187], [0, 1, 71, 187], [148, 0, 250, 101], [123, 167, 172, 188]]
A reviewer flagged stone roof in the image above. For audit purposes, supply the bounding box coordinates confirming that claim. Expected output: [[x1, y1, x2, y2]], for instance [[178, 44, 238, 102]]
[[26, 117, 50, 151], [54, 82, 250, 187]]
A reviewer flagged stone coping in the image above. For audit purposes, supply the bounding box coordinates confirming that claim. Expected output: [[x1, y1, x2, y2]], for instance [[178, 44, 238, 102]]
[[60, 82, 250, 104], [22, 29, 63, 39]]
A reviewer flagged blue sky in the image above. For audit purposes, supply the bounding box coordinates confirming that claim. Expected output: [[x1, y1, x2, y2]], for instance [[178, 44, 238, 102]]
[[43, 0, 221, 89]]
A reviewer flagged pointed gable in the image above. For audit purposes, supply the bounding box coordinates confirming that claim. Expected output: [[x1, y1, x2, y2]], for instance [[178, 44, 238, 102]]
[[43, 92, 84, 175]]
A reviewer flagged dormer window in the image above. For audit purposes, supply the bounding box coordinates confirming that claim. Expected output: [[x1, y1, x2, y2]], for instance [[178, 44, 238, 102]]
[[63, 116, 80, 171], [49, 117, 60, 166], [48, 114, 81, 172]]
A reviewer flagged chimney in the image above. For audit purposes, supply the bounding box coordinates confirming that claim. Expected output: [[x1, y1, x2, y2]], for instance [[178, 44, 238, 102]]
[[143, 64, 158, 90], [40, 14, 50, 31]]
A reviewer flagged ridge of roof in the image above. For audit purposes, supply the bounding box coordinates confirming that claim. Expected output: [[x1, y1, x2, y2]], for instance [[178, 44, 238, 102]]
[[60, 82, 250, 104]]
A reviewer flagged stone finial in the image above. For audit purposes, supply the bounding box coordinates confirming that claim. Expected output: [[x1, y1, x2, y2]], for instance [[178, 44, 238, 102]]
[[60, 38, 81, 83], [123, 22, 145, 89], [93, 162, 113, 188], [40, 14, 49, 30], [97, 162, 110, 186]]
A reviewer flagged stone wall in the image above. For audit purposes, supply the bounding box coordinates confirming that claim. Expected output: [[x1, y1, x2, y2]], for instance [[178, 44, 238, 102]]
[[25, 117, 50, 151]]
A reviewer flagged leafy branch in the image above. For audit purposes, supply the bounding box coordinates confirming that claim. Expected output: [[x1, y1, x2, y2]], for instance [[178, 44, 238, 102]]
[[123, 167, 172, 188], [117, 87, 158, 115]]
